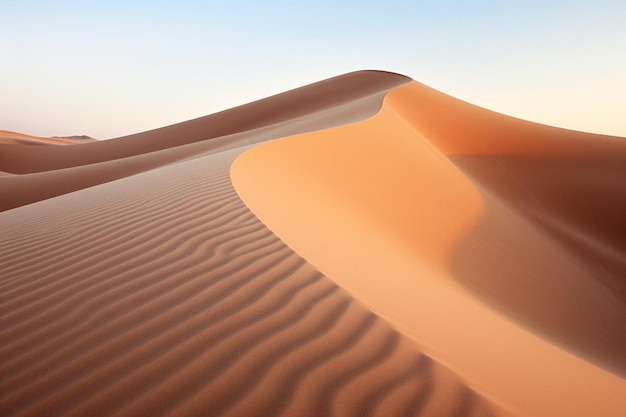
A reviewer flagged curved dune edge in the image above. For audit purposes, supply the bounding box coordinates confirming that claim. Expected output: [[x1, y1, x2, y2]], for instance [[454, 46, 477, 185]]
[[0, 147, 509, 417], [231, 81, 626, 417], [0, 71, 409, 212], [0, 71, 409, 175]]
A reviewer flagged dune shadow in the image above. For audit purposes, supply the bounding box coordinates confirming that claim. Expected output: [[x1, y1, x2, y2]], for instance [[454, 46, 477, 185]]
[[448, 153, 626, 377]]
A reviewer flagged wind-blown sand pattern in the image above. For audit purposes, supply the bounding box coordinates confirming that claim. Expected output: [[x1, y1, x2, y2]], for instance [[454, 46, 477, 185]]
[[1, 70, 624, 416], [0, 150, 502, 417]]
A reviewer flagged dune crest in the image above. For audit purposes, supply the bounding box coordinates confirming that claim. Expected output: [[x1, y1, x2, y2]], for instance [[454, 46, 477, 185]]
[[0, 71, 408, 212], [231, 80, 626, 417]]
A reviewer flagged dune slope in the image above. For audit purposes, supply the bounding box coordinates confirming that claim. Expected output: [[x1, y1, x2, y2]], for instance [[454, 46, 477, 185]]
[[0, 130, 96, 146], [0, 146, 504, 417], [0, 71, 515, 416], [231, 80, 626, 417]]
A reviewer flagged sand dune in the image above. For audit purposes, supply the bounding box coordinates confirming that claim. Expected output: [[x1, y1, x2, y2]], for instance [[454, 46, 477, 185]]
[[0, 72, 408, 212], [0, 130, 96, 146], [0, 71, 408, 175], [231, 80, 626, 416], [2, 70, 624, 416], [0, 146, 503, 417]]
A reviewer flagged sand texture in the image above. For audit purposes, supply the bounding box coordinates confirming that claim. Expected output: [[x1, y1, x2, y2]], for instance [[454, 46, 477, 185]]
[[231, 80, 626, 416], [2, 70, 624, 416], [0, 150, 503, 416]]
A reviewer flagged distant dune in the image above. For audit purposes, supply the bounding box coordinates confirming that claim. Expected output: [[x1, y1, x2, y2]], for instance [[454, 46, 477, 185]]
[[1, 70, 624, 416], [0, 130, 97, 146]]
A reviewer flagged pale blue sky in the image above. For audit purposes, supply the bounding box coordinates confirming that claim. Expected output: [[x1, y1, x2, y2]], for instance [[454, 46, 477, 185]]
[[2, 1, 625, 138]]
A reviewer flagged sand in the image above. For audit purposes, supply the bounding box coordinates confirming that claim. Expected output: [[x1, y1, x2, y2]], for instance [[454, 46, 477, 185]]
[[231, 80, 626, 416], [2, 69, 624, 416], [0, 146, 503, 416], [0, 71, 408, 212], [0, 130, 96, 146]]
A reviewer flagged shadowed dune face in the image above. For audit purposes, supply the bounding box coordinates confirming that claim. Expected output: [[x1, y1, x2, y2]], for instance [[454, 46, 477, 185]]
[[387, 81, 626, 274], [231, 80, 626, 417], [448, 188, 626, 376], [451, 155, 626, 294], [388, 82, 626, 376]]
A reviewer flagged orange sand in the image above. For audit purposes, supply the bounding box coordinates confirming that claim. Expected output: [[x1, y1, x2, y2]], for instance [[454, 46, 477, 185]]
[[1, 71, 511, 416], [231, 80, 626, 417], [2, 70, 624, 416]]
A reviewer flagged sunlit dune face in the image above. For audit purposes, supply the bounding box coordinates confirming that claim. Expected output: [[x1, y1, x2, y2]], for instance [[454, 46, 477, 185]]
[[231, 89, 486, 272]]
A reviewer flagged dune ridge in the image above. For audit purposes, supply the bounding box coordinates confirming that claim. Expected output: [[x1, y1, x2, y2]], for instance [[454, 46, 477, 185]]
[[0, 71, 409, 175], [0, 71, 409, 212]]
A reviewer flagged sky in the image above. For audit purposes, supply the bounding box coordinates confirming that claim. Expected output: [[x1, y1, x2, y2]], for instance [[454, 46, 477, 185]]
[[1, 0, 625, 139]]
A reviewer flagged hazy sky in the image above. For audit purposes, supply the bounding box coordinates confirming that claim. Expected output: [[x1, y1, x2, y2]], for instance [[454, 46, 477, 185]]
[[2, 1, 625, 139]]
